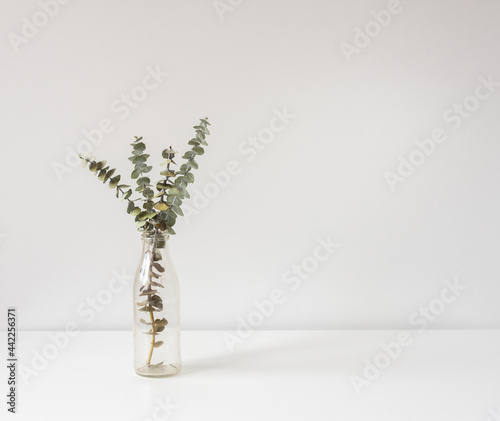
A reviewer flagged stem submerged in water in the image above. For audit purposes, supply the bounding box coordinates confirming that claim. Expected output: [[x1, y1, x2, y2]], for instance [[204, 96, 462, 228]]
[[145, 310, 156, 365], [141, 228, 166, 367]]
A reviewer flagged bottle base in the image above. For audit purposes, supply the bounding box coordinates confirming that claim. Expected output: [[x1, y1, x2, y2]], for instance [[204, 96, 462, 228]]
[[135, 363, 180, 378]]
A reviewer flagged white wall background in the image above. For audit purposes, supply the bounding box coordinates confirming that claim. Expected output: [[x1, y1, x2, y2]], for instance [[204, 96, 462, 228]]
[[1, 0, 499, 331]]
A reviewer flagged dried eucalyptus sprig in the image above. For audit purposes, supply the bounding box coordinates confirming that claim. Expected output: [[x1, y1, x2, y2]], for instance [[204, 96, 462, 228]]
[[79, 117, 211, 235], [79, 118, 211, 367]]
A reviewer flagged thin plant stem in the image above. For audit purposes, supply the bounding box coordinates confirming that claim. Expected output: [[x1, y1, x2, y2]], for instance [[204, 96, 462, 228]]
[[145, 310, 156, 365], [145, 227, 159, 366]]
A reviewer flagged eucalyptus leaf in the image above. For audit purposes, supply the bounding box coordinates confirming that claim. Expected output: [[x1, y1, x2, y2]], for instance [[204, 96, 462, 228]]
[[152, 263, 165, 273], [139, 289, 158, 296], [96, 160, 107, 171], [154, 202, 169, 211], [162, 149, 177, 159], [104, 168, 115, 182], [131, 207, 142, 216], [137, 211, 149, 220], [97, 169, 107, 181], [147, 361, 165, 369], [166, 195, 180, 205], [172, 205, 184, 216], [179, 164, 191, 173], [152, 191, 164, 199], [167, 188, 182, 196], [132, 154, 149, 164], [133, 142, 146, 153], [131, 168, 140, 179], [154, 318, 168, 327], [109, 176, 121, 189], [123, 189, 132, 201], [137, 177, 151, 185]]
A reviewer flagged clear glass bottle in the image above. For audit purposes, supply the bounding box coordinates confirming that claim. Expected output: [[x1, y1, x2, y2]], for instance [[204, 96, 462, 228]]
[[133, 230, 181, 377]]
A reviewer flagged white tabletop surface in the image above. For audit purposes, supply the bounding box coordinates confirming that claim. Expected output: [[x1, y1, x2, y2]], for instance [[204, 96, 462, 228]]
[[3, 330, 499, 420]]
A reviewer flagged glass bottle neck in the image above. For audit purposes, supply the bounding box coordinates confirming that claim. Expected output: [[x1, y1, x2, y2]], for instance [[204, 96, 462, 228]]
[[141, 231, 170, 250]]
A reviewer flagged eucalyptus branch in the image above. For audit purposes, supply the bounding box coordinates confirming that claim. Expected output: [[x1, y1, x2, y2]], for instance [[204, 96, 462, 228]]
[[148, 118, 211, 235], [79, 117, 210, 235], [128, 137, 157, 231], [79, 155, 139, 214]]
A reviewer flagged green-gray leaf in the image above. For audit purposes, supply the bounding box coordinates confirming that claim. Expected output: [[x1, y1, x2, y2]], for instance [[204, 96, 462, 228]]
[[97, 169, 107, 181], [167, 188, 182, 196], [109, 176, 121, 189], [172, 205, 184, 216], [96, 160, 107, 171], [133, 142, 146, 153], [137, 211, 149, 220], [123, 189, 132, 201]]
